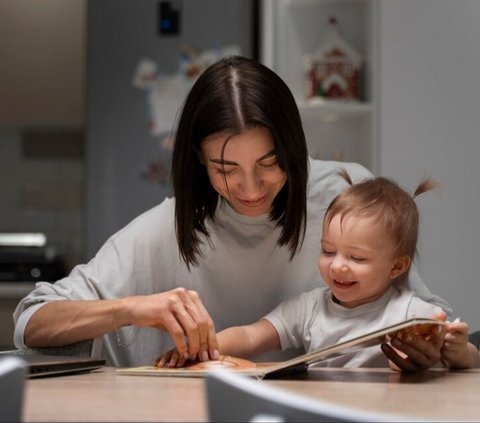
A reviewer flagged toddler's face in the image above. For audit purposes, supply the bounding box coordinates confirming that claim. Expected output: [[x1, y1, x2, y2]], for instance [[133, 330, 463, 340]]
[[318, 214, 409, 308]]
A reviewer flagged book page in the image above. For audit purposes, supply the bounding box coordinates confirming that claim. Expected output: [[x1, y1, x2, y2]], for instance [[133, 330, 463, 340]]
[[116, 356, 264, 378]]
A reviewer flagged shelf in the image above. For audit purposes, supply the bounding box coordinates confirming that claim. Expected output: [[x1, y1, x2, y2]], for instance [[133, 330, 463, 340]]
[[287, 0, 365, 8], [260, 0, 377, 171], [297, 98, 373, 123]]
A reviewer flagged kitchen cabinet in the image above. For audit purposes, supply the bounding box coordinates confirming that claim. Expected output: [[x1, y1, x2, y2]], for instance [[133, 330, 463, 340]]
[[260, 0, 378, 172], [0, 0, 86, 125]]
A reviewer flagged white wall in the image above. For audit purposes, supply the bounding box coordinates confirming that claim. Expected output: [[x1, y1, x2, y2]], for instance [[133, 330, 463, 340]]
[[378, 0, 480, 326]]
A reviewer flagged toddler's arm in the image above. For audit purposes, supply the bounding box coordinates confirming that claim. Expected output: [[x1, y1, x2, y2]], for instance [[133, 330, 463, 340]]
[[217, 318, 280, 358]]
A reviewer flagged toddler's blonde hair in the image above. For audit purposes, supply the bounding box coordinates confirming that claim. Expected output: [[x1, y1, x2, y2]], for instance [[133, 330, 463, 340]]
[[324, 170, 438, 281]]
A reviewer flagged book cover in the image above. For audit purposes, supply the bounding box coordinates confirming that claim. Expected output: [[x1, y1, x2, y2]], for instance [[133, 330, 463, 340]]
[[116, 317, 444, 380]]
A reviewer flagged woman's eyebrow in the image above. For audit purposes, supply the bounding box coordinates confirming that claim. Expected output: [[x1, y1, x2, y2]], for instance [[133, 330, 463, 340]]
[[257, 150, 276, 161], [209, 158, 237, 166], [209, 150, 276, 166]]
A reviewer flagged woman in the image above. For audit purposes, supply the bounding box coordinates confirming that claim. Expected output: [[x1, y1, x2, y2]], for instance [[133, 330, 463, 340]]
[[13, 56, 451, 370]]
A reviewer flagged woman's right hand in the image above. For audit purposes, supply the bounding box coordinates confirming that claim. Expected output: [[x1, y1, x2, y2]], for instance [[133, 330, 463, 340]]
[[155, 347, 187, 368], [117, 287, 219, 362]]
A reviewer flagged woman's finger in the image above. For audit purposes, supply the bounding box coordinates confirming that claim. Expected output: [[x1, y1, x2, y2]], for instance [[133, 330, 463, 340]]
[[187, 290, 218, 361], [172, 301, 201, 358], [156, 349, 173, 367], [430, 325, 447, 349], [160, 313, 190, 360], [168, 349, 181, 368], [381, 343, 422, 372], [391, 334, 441, 368]]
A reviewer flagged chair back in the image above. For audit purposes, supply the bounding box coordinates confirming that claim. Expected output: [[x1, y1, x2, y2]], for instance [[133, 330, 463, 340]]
[[205, 369, 402, 422], [468, 330, 480, 350], [0, 356, 27, 422]]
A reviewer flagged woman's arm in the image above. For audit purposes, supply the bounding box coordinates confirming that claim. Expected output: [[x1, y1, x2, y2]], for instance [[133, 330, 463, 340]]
[[24, 299, 116, 347], [24, 288, 219, 361]]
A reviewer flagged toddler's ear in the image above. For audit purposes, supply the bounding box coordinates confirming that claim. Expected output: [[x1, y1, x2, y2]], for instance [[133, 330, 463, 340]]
[[389, 255, 411, 280]]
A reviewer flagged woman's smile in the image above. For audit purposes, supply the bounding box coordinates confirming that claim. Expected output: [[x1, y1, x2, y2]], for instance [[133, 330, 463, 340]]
[[236, 194, 267, 208]]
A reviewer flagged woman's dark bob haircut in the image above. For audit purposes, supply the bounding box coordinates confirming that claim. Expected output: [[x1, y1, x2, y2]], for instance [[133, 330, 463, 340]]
[[172, 55, 308, 267]]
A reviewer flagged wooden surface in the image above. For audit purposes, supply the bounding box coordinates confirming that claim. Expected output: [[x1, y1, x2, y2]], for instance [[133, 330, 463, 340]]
[[23, 366, 480, 422]]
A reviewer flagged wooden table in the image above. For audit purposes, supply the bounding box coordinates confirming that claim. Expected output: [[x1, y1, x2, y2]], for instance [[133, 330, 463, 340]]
[[23, 367, 480, 422]]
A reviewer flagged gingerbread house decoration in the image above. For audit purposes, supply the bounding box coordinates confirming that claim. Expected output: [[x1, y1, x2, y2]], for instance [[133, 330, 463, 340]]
[[305, 17, 362, 101]]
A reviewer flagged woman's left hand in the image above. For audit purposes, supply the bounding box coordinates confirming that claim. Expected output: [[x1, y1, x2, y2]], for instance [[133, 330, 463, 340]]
[[381, 312, 447, 372], [382, 325, 446, 372]]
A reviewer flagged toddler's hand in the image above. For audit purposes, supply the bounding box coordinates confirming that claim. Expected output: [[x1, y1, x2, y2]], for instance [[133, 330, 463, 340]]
[[441, 320, 469, 368]]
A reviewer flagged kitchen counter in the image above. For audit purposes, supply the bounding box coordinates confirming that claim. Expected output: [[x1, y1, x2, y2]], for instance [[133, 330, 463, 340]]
[[0, 282, 36, 299]]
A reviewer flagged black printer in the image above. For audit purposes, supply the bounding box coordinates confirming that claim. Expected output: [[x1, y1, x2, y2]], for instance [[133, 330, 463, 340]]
[[0, 233, 66, 282]]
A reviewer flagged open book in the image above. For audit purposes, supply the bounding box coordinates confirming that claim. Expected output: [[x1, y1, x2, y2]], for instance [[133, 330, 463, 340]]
[[116, 317, 445, 380]]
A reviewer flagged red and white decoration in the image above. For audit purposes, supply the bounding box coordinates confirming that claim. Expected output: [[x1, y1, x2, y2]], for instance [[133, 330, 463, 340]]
[[305, 17, 362, 101]]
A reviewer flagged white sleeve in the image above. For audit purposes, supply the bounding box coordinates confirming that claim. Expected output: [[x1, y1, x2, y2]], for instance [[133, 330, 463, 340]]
[[263, 290, 319, 351], [13, 200, 178, 348], [404, 265, 454, 319], [406, 295, 444, 319]]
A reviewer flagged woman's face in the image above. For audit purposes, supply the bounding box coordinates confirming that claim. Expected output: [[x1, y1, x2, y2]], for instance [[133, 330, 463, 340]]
[[200, 127, 287, 217]]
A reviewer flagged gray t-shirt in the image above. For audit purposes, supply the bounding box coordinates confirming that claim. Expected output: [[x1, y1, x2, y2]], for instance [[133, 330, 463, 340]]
[[264, 285, 443, 367], [13, 158, 452, 366]]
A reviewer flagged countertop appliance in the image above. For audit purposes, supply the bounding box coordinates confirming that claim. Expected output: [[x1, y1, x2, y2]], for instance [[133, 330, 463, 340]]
[[0, 233, 66, 282]]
